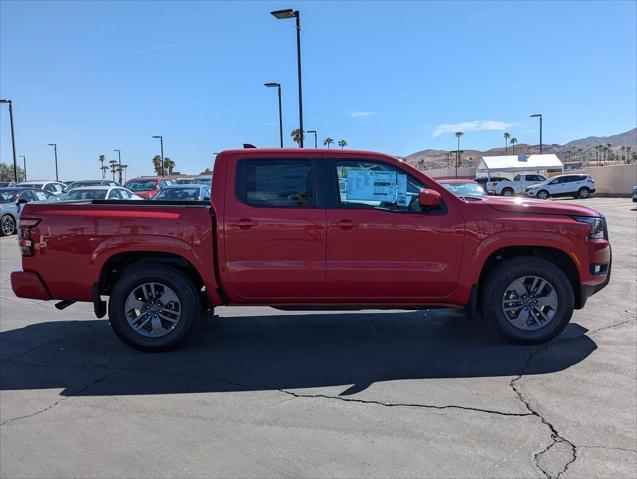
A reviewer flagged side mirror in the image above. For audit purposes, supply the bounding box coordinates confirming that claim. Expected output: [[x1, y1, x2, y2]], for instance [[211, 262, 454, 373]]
[[418, 188, 442, 208]]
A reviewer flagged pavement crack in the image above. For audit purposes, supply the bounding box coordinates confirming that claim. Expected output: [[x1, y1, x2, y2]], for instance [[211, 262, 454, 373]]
[[277, 389, 534, 418], [510, 345, 577, 479], [0, 369, 121, 426]]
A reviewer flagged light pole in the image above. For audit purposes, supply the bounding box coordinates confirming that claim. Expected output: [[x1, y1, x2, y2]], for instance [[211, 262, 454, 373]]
[[264, 82, 283, 147], [307, 130, 318, 148], [271, 8, 304, 148], [19, 155, 26, 181], [0, 99, 18, 182], [530, 113, 543, 154], [152, 135, 164, 177], [114, 149, 122, 184], [47, 143, 59, 181]]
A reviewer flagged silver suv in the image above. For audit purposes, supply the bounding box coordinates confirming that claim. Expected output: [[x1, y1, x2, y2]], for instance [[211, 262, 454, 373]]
[[525, 174, 596, 200]]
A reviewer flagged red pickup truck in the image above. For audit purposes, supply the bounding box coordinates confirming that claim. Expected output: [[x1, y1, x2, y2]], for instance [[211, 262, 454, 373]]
[[11, 149, 611, 351]]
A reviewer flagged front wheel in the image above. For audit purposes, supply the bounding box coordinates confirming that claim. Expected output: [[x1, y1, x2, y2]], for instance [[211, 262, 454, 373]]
[[480, 257, 574, 344], [536, 190, 550, 200], [108, 264, 201, 351], [502, 188, 514, 197], [1, 214, 16, 236]]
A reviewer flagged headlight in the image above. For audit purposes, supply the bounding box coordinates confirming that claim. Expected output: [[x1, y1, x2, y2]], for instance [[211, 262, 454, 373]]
[[573, 216, 605, 239]]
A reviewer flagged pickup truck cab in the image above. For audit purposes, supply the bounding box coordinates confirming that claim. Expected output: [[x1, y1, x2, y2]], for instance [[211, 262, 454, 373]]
[[11, 149, 611, 351], [487, 174, 547, 196]]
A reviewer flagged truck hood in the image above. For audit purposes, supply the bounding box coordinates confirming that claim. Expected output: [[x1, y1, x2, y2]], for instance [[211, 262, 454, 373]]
[[480, 196, 600, 217]]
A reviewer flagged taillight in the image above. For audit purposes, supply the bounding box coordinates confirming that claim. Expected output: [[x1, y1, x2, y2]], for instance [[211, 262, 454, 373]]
[[18, 217, 41, 256]]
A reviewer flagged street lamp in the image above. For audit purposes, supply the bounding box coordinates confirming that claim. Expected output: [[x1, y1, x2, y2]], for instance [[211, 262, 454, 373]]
[[47, 143, 59, 181], [307, 130, 318, 148], [0, 99, 18, 182], [271, 8, 304, 148], [114, 149, 122, 184], [264, 82, 283, 147], [19, 155, 26, 181], [530, 113, 543, 154], [152, 135, 164, 177]]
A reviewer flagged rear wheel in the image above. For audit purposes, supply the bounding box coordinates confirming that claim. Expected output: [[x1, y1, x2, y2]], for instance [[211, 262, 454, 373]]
[[502, 188, 514, 197], [108, 264, 201, 351], [536, 190, 550, 200], [578, 187, 590, 199], [480, 257, 574, 344], [1, 214, 16, 236]]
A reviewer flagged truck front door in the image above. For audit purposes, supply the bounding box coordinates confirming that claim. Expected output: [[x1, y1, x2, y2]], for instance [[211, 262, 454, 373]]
[[223, 158, 326, 302], [324, 158, 464, 302]]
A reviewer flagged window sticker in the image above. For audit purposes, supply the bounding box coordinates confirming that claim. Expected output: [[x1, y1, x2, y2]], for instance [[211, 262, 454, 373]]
[[396, 174, 408, 206], [346, 170, 397, 202]]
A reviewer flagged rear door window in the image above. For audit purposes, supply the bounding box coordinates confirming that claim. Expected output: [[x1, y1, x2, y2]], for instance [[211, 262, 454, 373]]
[[236, 159, 315, 208]]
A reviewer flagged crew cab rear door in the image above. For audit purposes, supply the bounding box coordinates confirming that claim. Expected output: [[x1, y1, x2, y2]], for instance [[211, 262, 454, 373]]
[[323, 156, 464, 301], [222, 156, 326, 302]]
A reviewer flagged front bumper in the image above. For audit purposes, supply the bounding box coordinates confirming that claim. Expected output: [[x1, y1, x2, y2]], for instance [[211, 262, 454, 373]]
[[11, 270, 51, 300]]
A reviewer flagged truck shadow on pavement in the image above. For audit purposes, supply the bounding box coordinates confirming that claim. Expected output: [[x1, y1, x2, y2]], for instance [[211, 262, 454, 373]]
[[0, 309, 597, 397]]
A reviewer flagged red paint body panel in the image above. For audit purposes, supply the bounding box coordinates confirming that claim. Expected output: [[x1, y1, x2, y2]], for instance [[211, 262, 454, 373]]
[[11, 148, 611, 311]]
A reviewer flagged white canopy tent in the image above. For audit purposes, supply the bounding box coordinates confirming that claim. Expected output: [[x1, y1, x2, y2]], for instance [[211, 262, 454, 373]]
[[476, 154, 563, 178]]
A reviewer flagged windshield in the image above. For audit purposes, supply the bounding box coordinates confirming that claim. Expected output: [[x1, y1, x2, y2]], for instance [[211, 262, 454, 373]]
[[67, 181, 103, 190], [154, 187, 203, 200], [126, 180, 157, 191], [0, 190, 18, 203], [64, 189, 108, 200], [441, 182, 486, 197]]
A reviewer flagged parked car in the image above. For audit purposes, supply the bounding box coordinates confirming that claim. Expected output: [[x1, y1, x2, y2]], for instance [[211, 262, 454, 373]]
[[474, 176, 510, 195], [190, 175, 213, 186], [0, 182, 12, 188], [0, 188, 52, 236], [59, 186, 142, 201], [438, 179, 486, 199], [11, 148, 611, 351], [489, 174, 547, 196], [525, 174, 596, 200], [64, 180, 118, 192], [16, 181, 67, 195], [125, 177, 173, 199], [173, 178, 198, 185], [152, 184, 211, 201]]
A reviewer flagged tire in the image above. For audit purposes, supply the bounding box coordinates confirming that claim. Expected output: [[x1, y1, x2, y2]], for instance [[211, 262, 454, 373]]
[[1, 214, 16, 236], [480, 257, 574, 344], [108, 264, 201, 352], [536, 190, 550, 200], [577, 187, 590, 199], [502, 188, 514, 197]]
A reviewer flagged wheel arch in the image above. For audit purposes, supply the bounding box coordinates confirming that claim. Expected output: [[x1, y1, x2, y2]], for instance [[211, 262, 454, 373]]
[[477, 245, 582, 308]]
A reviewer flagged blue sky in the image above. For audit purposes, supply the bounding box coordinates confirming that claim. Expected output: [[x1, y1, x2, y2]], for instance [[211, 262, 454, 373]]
[[1, 0, 635, 180]]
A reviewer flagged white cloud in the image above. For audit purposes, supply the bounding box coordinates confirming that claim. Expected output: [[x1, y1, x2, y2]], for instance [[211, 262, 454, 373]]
[[347, 111, 378, 118], [432, 120, 512, 137], [128, 40, 189, 55]]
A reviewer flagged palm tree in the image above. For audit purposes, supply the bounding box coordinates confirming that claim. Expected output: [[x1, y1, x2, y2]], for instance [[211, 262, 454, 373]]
[[152, 155, 162, 175], [626, 146, 632, 164], [109, 160, 118, 181], [444, 151, 452, 168], [338, 139, 348, 149], [291, 129, 303, 146], [323, 137, 335, 149], [454, 131, 464, 174], [163, 157, 175, 175], [620, 145, 626, 162], [504, 132, 511, 155], [100, 165, 109, 178], [121, 164, 128, 183], [510, 137, 518, 155], [98, 154, 106, 179]]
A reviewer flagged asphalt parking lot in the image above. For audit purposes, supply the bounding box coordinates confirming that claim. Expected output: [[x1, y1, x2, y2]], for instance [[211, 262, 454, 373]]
[[1, 197, 635, 478]]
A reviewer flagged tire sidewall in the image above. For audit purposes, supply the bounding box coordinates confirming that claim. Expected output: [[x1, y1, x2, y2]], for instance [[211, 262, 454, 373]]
[[108, 265, 201, 351], [502, 188, 513, 197], [537, 190, 549, 200], [578, 187, 590, 198], [481, 259, 574, 344]]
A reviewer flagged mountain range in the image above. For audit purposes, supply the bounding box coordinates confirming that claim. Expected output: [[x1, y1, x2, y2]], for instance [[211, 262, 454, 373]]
[[404, 128, 636, 170]]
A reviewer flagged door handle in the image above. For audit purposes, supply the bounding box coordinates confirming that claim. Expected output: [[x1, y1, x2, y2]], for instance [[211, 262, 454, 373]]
[[337, 219, 354, 230], [231, 218, 256, 230]]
